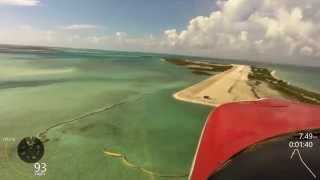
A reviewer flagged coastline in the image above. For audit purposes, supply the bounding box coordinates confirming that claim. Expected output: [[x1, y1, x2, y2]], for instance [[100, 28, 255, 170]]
[[167, 59, 320, 107], [173, 65, 258, 106]]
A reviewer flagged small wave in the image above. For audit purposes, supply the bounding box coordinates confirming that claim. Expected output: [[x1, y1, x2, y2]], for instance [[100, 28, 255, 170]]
[[271, 70, 291, 85], [38, 93, 149, 139], [104, 149, 188, 178]]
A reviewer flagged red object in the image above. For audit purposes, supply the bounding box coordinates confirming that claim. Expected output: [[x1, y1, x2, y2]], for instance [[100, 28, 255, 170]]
[[189, 99, 320, 180]]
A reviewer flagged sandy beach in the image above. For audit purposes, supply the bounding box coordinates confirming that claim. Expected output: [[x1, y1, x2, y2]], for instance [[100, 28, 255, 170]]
[[174, 65, 268, 106]]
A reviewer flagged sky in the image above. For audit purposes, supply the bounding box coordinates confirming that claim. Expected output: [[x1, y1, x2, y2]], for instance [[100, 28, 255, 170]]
[[0, 0, 320, 66]]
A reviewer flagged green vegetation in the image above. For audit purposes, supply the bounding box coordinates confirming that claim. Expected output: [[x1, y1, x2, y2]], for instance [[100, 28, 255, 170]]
[[249, 66, 320, 105], [165, 59, 191, 66], [165, 58, 232, 74], [191, 70, 212, 76]]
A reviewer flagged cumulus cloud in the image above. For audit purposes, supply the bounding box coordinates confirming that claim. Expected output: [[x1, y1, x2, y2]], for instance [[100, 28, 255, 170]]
[[58, 24, 100, 31], [162, 0, 320, 63], [2, 0, 320, 66], [87, 32, 161, 52], [0, 0, 39, 6], [300, 46, 313, 56], [0, 25, 162, 53], [0, 26, 55, 45]]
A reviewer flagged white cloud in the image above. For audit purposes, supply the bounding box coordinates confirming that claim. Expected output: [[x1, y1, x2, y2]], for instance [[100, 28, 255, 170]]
[[0, 26, 163, 53], [18, 25, 33, 30], [58, 24, 99, 31], [300, 46, 313, 56], [163, 0, 320, 63], [2, 0, 320, 66], [239, 31, 248, 41], [0, 0, 39, 6], [115, 32, 127, 39]]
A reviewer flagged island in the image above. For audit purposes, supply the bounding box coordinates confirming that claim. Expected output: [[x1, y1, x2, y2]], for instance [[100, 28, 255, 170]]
[[165, 59, 320, 106]]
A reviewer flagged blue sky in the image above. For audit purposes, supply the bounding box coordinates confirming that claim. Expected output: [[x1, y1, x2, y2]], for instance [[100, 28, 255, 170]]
[[0, 0, 320, 66], [0, 0, 216, 36]]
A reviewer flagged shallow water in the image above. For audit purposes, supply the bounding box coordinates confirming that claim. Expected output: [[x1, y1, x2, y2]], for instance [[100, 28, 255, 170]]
[[0, 49, 210, 180], [268, 65, 320, 92], [1, 48, 320, 180]]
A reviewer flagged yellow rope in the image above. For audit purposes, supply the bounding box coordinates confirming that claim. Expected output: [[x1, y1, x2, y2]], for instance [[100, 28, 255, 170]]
[[103, 150, 188, 178]]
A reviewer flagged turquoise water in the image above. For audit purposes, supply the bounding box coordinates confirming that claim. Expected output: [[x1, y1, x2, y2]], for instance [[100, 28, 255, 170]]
[[271, 65, 320, 92], [0, 49, 210, 180], [0, 47, 319, 180]]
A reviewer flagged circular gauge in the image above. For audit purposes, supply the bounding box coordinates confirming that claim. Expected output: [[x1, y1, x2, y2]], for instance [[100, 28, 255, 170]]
[[17, 137, 45, 163]]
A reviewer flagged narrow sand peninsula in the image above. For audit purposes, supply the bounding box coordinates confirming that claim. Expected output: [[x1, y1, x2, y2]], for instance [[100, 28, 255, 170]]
[[174, 65, 258, 106]]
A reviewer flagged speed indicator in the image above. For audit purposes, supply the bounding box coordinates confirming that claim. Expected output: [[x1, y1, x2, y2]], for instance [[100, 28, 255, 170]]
[[17, 137, 45, 163]]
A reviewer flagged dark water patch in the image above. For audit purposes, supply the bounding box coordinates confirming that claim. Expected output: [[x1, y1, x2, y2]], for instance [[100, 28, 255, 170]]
[[0, 79, 71, 90], [39, 94, 148, 139], [102, 122, 121, 136], [71, 122, 121, 136], [0, 44, 57, 53], [0, 77, 144, 90], [191, 70, 212, 76], [79, 123, 96, 132]]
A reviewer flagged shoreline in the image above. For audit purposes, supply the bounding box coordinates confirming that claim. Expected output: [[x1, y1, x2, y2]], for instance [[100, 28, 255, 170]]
[[173, 65, 258, 106], [173, 65, 238, 107], [167, 59, 320, 107]]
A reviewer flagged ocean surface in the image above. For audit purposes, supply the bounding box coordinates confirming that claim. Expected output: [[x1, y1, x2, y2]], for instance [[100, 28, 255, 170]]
[[0, 48, 210, 180], [271, 65, 320, 92], [0, 47, 319, 180]]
